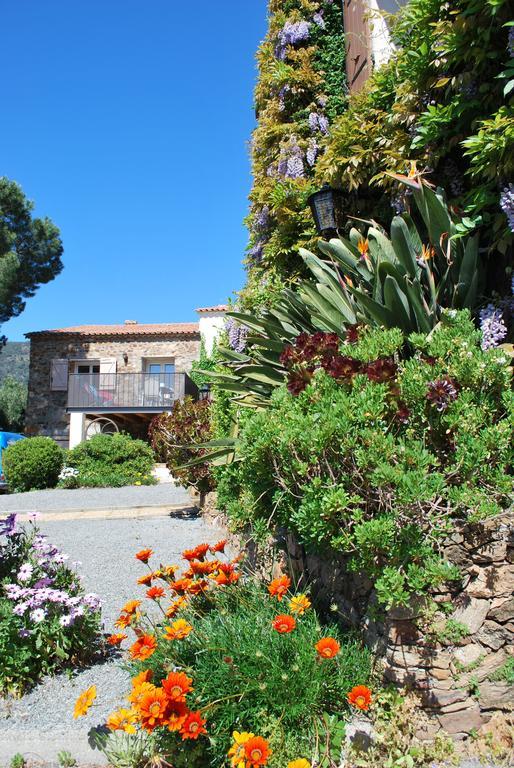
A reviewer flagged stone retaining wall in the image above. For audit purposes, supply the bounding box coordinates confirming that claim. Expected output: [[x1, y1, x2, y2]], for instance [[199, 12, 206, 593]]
[[202, 492, 513, 740]]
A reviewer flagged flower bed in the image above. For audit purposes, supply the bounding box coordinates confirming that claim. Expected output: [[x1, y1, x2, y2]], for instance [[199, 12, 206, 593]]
[[78, 543, 372, 767], [0, 514, 102, 694]]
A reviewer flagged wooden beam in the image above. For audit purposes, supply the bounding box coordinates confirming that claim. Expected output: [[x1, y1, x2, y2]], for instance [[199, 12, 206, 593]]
[[343, 0, 372, 93]]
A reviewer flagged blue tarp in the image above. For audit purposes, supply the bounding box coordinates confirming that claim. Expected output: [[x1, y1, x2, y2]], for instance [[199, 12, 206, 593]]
[[0, 431, 25, 482]]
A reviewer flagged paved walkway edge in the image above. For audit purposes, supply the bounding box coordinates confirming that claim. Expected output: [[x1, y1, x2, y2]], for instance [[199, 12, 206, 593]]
[[0, 503, 198, 522]]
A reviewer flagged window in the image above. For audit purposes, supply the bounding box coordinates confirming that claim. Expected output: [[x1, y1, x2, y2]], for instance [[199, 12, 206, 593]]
[[76, 363, 100, 375]]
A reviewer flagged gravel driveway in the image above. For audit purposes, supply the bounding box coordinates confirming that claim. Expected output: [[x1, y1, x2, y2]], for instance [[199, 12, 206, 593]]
[[0, 512, 226, 765], [0, 483, 191, 514]]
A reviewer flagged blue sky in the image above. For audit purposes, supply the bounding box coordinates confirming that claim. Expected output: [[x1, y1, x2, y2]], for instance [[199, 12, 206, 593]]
[[1, 1, 266, 341]]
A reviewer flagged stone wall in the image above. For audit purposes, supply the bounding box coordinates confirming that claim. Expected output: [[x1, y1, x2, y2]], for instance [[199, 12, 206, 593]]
[[202, 494, 513, 740], [25, 333, 201, 446]]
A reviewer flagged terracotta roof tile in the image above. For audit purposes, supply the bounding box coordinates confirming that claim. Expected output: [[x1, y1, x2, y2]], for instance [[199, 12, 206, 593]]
[[195, 305, 229, 313], [26, 322, 199, 338]]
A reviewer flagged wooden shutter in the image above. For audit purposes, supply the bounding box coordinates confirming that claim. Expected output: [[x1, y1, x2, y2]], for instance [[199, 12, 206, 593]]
[[343, 0, 372, 93], [50, 359, 69, 391], [99, 358, 117, 390]]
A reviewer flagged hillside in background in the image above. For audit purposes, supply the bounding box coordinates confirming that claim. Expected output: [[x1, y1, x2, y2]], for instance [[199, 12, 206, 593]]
[[0, 341, 30, 383]]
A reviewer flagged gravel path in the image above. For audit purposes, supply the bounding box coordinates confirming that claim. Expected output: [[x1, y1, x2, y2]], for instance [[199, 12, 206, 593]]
[[0, 512, 226, 765], [0, 483, 191, 513]]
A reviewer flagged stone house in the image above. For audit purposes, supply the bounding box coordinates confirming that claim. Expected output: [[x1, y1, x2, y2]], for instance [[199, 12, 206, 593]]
[[24, 306, 227, 448]]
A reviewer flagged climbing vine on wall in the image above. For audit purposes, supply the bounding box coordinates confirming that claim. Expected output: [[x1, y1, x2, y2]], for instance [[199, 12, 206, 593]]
[[316, 0, 514, 275], [241, 0, 347, 311]]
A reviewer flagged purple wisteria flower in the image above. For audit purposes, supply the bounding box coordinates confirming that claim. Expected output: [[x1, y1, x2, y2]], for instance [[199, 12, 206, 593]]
[[313, 12, 325, 28], [508, 27, 514, 57], [427, 378, 459, 411], [308, 112, 329, 135], [306, 138, 318, 167], [226, 316, 249, 353], [479, 304, 508, 350], [253, 205, 270, 234], [275, 20, 311, 59], [500, 184, 514, 232], [248, 241, 264, 263]]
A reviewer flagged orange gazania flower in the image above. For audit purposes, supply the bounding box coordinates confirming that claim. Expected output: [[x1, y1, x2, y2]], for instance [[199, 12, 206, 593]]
[[132, 669, 153, 687], [73, 685, 96, 718], [210, 539, 227, 553], [268, 575, 291, 601], [192, 543, 210, 561], [106, 708, 138, 733], [244, 735, 271, 766], [357, 237, 369, 257], [165, 597, 187, 618], [166, 701, 188, 732], [180, 710, 207, 740], [162, 564, 178, 578], [163, 618, 193, 641], [137, 573, 153, 586], [228, 731, 254, 767], [128, 681, 156, 706], [347, 685, 372, 711], [121, 599, 141, 614], [106, 633, 127, 646], [137, 687, 169, 731], [146, 585, 165, 600], [289, 594, 311, 615], [129, 634, 157, 660], [315, 637, 341, 659], [288, 761, 311, 768], [162, 671, 193, 702], [135, 548, 153, 563], [182, 548, 199, 561], [189, 560, 216, 575], [114, 613, 132, 629], [187, 579, 208, 595], [170, 577, 194, 594], [272, 614, 296, 634]]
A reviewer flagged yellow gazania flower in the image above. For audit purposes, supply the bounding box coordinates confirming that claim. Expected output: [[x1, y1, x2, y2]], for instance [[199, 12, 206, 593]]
[[288, 760, 312, 768], [289, 594, 311, 616], [228, 730, 255, 768], [106, 708, 138, 734], [73, 685, 96, 718], [163, 618, 193, 640]]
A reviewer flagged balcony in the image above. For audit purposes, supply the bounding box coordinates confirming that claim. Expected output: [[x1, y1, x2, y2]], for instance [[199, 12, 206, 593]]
[[67, 372, 198, 412]]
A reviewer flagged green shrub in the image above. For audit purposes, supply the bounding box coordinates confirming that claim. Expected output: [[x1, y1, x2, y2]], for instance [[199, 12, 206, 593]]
[[0, 515, 102, 693], [4, 436, 63, 492], [225, 311, 513, 608], [149, 397, 213, 493], [65, 432, 155, 488]]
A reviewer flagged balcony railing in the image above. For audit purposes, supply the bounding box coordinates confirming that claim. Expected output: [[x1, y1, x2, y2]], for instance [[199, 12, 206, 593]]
[[67, 372, 198, 411]]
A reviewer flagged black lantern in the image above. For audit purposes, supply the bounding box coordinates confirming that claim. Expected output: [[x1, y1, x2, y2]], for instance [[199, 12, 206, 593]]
[[307, 184, 345, 239], [198, 383, 211, 401]]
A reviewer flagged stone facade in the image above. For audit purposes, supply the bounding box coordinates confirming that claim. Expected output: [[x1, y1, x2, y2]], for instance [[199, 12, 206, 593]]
[[203, 495, 513, 741], [25, 332, 201, 447]]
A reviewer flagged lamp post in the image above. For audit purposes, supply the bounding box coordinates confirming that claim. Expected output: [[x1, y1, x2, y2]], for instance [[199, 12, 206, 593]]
[[307, 184, 345, 239]]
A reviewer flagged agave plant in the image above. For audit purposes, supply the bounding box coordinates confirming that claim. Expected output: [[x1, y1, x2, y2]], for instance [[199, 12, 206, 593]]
[[207, 177, 482, 408]]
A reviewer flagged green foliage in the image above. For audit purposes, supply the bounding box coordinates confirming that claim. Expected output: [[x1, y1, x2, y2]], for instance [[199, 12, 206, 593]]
[[57, 751, 77, 768], [242, 0, 348, 310], [433, 619, 470, 645], [0, 519, 102, 694], [489, 657, 514, 685], [221, 312, 513, 608], [149, 397, 213, 493], [130, 577, 371, 767], [4, 436, 63, 492], [318, 0, 514, 261], [0, 177, 63, 331], [0, 375, 27, 431], [9, 755, 26, 768], [65, 433, 155, 488], [0, 341, 30, 384]]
